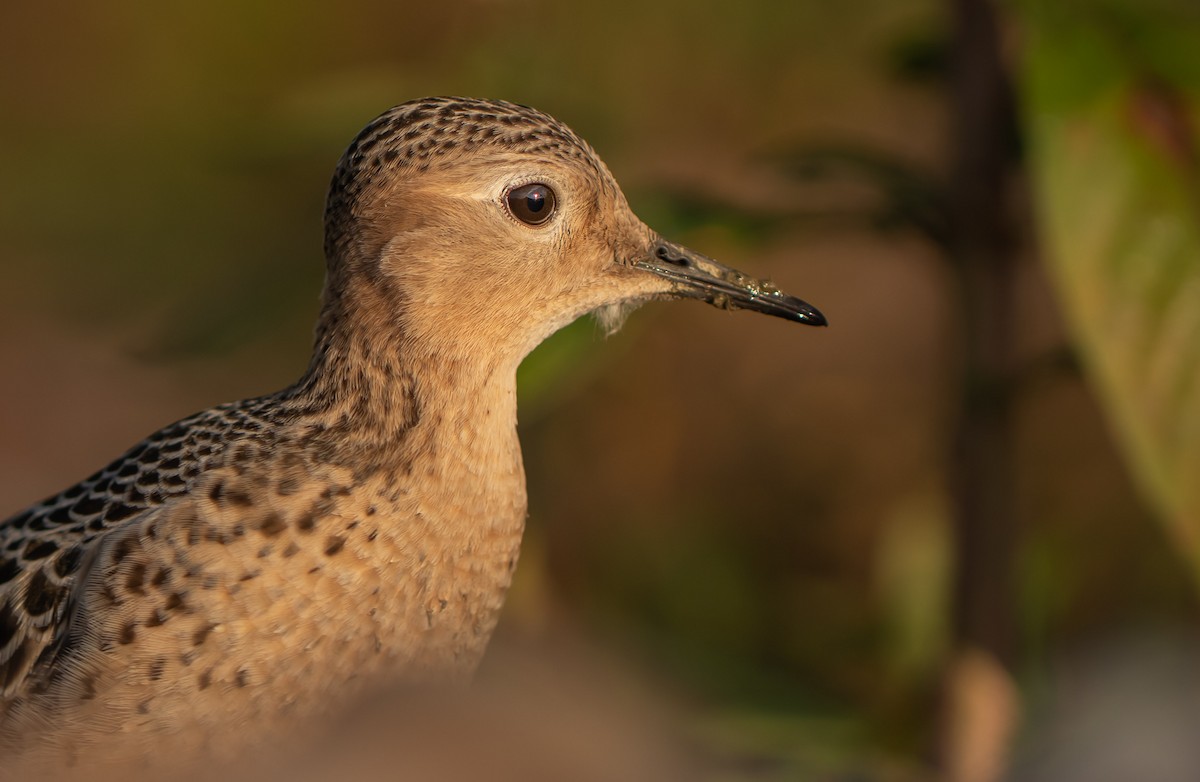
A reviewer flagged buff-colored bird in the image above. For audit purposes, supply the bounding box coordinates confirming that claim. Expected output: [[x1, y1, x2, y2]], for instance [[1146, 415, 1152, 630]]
[[0, 97, 824, 776]]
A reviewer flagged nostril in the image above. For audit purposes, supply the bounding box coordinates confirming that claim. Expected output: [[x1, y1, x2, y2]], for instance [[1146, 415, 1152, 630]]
[[655, 244, 690, 267]]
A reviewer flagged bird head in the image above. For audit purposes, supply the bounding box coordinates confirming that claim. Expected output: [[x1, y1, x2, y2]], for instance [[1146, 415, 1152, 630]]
[[322, 97, 825, 363]]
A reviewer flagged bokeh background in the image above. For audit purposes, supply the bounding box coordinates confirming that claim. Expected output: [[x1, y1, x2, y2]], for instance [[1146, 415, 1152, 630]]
[[3, 1, 1200, 780]]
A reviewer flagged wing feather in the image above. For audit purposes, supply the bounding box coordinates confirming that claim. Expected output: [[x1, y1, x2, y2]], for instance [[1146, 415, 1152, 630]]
[[0, 395, 278, 703]]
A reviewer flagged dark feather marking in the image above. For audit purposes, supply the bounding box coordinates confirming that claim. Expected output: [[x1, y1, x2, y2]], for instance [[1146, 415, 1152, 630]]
[[0, 603, 18, 650], [23, 539, 58, 561], [23, 570, 58, 617], [55, 547, 84, 579]]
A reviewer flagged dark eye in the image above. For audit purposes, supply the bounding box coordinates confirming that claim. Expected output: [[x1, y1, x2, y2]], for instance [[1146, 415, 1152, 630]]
[[505, 183, 556, 226]]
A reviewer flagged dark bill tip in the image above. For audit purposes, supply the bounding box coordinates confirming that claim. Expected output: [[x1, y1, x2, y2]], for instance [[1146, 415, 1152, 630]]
[[637, 241, 828, 327]]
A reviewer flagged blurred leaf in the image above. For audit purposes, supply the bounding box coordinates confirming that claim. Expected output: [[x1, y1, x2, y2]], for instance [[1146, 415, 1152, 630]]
[[643, 144, 952, 253], [876, 491, 951, 680], [771, 145, 952, 250], [516, 317, 614, 420], [887, 25, 951, 86], [635, 189, 795, 246], [1017, 0, 1200, 565]]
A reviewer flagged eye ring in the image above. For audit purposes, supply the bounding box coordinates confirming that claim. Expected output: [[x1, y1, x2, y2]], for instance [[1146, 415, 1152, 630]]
[[505, 183, 557, 226]]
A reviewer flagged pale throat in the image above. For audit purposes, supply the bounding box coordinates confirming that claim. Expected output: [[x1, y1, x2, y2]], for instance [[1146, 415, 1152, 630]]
[[300, 275, 531, 531], [408, 348, 527, 530]]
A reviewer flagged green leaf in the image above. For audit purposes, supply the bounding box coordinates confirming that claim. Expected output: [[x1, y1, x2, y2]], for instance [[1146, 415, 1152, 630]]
[[1017, 0, 1200, 562]]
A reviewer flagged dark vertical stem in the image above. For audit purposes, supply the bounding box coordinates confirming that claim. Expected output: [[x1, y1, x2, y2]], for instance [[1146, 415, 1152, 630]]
[[939, 0, 1024, 773], [947, 0, 1021, 668]]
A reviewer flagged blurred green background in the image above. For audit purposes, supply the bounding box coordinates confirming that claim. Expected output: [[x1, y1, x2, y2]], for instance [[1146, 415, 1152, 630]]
[[2, 0, 1200, 779]]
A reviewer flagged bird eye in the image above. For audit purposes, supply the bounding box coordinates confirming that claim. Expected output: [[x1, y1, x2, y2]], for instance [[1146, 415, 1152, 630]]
[[505, 183, 556, 226]]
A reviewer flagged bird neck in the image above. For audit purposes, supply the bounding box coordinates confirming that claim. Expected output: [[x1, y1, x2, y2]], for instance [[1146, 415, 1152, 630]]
[[255, 284, 527, 684], [283, 287, 524, 486]]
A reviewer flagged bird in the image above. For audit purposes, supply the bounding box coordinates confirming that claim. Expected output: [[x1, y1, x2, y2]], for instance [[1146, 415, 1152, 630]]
[[0, 96, 825, 776]]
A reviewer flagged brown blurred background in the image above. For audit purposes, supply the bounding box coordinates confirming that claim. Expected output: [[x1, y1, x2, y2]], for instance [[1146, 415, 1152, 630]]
[[3, 1, 1199, 780]]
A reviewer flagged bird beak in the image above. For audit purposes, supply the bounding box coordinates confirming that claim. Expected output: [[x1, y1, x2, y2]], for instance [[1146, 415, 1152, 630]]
[[634, 239, 827, 326]]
